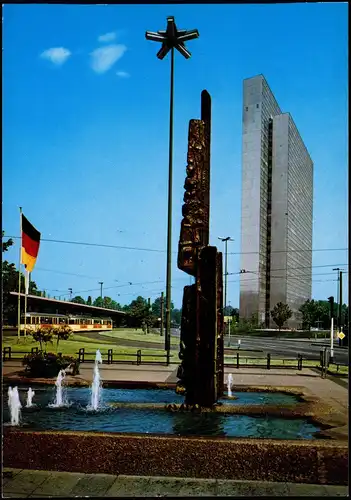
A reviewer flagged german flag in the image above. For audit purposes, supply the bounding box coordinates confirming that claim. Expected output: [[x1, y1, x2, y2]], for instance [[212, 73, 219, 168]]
[[21, 214, 41, 272]]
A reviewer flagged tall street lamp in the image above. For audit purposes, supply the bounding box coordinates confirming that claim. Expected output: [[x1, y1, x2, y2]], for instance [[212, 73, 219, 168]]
[[146, 17, 199, 364], [332, 267, 344, 330], [218, 237, 234, 346], [99, 282, 103, 302]]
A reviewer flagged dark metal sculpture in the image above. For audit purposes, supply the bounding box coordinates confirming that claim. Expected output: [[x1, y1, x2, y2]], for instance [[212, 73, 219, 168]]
[[176, 90, 224, 407]]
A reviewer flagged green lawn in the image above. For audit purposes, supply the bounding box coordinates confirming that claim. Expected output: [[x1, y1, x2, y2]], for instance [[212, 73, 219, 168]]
[[100, 328, 179, 346], [2, 334, 177, 362]]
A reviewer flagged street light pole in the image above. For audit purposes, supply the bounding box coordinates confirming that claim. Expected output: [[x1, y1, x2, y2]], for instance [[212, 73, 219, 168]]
[[339, 271, 343, 329], [218, 237, 233, 346], [332, 267, 344, 331], [99, 282, 103, 301], [146, 17, 199, 365], [165, 45, 174, 362]]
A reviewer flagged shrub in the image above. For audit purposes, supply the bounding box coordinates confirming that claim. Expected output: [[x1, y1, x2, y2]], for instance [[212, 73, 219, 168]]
[[53, 324, 73, 350], [22, 351, 80, 378]]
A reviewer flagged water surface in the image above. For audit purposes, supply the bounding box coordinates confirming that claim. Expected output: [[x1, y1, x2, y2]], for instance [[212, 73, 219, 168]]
[[3, 386, 319, 439]]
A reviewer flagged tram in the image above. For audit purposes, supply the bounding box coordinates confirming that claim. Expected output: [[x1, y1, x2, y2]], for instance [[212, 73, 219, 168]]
[[20, 312, 113, 332]]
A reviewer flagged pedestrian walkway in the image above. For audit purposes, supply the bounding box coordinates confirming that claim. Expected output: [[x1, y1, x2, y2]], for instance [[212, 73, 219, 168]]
[[2, 469, 348, 497]]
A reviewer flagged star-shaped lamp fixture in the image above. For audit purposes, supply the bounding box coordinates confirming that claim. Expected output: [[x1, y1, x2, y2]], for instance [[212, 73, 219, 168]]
[[145, 16, 199, 59]]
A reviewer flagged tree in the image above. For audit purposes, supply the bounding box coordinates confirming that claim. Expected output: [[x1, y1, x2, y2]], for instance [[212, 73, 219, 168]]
[[2, 260, 39, 325], [299, 299, 318, 331], [232, 308, 239, 322], [270, 302, 292, 331], [171, 308, 181, 326], [71, 296, 86, 305], [2, 231, 14, 253], [93, 297, 104, 308], [54, 325, 72, 351], [223, 305, 234, 316], [129, 296, 149, 326], [86, 296, 92, 305], [151, 297, 174, 319], [30, 326, 54, 352], [110, 300, 122, 310]]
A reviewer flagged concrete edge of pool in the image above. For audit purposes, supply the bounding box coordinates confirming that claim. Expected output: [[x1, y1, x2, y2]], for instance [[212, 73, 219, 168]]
[[3, 428, 348, 485]]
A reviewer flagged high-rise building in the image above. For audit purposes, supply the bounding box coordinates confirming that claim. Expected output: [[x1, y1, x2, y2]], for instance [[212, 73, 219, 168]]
[[240, 75, 313, 328]]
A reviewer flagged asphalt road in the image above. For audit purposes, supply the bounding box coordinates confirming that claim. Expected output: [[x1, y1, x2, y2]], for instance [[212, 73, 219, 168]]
[[223, 335, 348, 364]]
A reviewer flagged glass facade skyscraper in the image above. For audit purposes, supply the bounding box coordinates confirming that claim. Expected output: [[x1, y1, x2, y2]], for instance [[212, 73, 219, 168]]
[[240, 75, 313, 328]]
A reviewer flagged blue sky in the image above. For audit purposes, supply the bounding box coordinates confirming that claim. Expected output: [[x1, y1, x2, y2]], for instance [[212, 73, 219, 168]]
[[3, 3, 348, 309]]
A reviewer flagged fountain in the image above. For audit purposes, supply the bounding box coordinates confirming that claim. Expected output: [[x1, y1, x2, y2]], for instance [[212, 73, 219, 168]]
[[26, 388, 35, 408], [3, 86, 348, 487], [89, 349, 103, 410], [227, 374, 233, 398], [7, 386, 22, 426], [49, 370, 67, 408]]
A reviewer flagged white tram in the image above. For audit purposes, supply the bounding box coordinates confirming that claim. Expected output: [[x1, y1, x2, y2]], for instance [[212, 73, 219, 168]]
[[20, 312, 113, 332]]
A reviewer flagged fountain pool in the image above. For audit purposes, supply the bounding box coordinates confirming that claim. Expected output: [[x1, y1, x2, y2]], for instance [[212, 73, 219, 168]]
[[3, 386, 321, 439]]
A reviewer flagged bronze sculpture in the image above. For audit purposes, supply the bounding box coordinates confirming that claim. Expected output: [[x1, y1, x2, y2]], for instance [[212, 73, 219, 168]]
[[176, 90, 224, 407]]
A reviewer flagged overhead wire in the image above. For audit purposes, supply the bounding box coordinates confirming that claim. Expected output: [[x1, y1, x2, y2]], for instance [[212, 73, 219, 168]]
[[5, 235, 348, 255]]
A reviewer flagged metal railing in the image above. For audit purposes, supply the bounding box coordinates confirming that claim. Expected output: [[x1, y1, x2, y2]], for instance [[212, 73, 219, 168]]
[[2, 346, 348, 374], [76, 347, 170, 366], [224, 352, 304, 370]]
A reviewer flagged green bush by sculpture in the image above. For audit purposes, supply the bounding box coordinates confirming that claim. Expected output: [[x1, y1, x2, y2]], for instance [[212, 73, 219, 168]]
[[22, 325, 79, 377], [22, 351, 80, 378]]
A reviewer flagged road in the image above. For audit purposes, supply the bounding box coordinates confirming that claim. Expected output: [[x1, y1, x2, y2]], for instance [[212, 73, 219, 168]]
[[4, 328, 347, 364], [222, 335, 348, 364]]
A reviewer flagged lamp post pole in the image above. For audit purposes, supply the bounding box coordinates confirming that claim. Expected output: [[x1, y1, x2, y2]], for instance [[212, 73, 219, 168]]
[[165, 46, 174, 363], [332, 267, 344, 332], [146, 17, 199, 365], [218, 237, 233, 346]]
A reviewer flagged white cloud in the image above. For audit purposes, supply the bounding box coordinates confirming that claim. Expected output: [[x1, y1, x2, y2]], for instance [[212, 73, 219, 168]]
[[116, 70, 130, 78], [40, 47, 71, 65], [90, 44, 127, 74], [98, 32, 116, 43]]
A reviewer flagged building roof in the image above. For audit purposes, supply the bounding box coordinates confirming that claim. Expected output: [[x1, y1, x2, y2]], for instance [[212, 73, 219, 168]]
[[10, 292, 127, 315]]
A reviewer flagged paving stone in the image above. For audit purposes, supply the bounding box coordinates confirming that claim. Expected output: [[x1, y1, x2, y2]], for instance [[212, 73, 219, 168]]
[[322, 485, 349, 497], [2, 468, 24, 485], [105, 476, 152, 497], [178, 478, 217, 497], [2, 494, 29, 498], [146, 476, 186, 496], [27, 495, 61, 498], [3, 470, 52, 494], [70, 473, 118, 497], [30, 471, 84, 496], [216, 479, 290, 496], [2, 468, 23, 476], [286, 483, 337, 496]]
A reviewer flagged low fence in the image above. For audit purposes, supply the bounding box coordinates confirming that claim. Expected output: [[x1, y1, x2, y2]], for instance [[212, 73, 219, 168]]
[[2, 346, 347, 375], [224, 352, 305, 370], [76, 348, 171, 366], [2, 346, 171, 366]]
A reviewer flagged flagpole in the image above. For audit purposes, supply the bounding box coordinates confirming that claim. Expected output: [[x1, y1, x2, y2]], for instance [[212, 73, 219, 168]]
[[24, 270, 29, 339], [17, 207, 23, 341]]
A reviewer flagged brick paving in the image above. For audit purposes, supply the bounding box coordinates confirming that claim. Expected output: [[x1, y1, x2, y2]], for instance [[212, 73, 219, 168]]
[[2, 469, 348, 497]]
